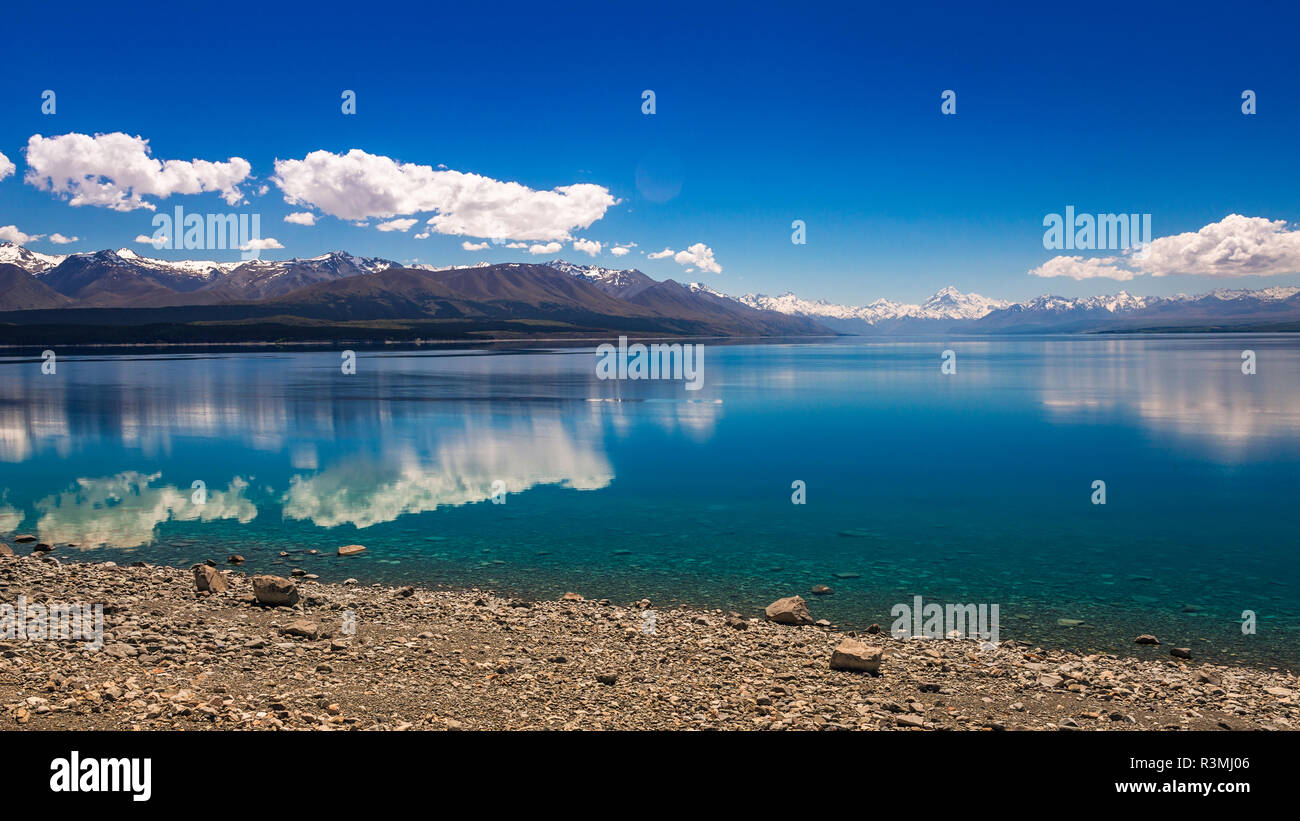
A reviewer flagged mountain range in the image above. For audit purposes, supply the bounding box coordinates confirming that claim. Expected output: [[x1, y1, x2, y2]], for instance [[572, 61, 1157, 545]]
[[0, 243, 828, 342], [0, 241, 1297, 343]]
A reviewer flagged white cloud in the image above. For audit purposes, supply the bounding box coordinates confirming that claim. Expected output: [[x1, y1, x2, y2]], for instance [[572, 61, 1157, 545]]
[[0, 225, 41, 244], [414, 231, 430, 239], [673, 242, 722, 274], [1030, 214, 1300, 281], [572, 238, 601, 257], [0, 151, 13, 181], [48, 233, 78, 244], [505, 241, 527, 249], [283, 211, 316, 226], [272, 148, 616, 240], [1029, 255, 1138, 281], [610, 246, 630, 256], [376, 218, 418, 232], [462, 240, 490, 251], [1139, 214, 1300, 278], [240, 237, 284, 251], [24, 132, 251, 211], [528, 241, 563, 255], [648, 247, 674, 259], [133, 234, 159, 245]]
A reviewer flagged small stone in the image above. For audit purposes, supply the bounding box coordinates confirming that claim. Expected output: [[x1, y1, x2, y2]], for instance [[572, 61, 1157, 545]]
[[338, 544, 367, 557], [1134, 635, 1160, 645], [561, 592, 584, 601], [596, 673, 618, 685], [1170, 647, 1192, 659], [227, 554, 244, 564]]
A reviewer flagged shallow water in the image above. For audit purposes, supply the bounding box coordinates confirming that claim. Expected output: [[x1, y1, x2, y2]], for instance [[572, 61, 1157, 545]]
[[0, 336, 1296, 667]]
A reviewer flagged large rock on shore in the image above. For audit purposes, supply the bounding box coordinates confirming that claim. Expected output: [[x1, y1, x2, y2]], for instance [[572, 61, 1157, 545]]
[[765, 595, 813, 626], [193, 565, 228, 593], [252, 575, 299, 606], [0, 544, 14, 558], [830, 639, 883, 673]]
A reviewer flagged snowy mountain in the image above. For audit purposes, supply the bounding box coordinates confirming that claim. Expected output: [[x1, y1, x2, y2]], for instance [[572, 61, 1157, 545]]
[[111, 247, 243, 280], [0, 245, 404, 305], [198, 251, 400, 300], [733, 285, 1011, 332], [4, 243, 1298, 334], [0, 241, 67, 274], [545, 259, 656, 298]]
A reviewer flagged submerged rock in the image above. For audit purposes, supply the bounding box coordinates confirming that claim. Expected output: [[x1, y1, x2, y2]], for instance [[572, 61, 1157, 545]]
[[1134, 635, 1161, 645], [338, 544, 367, 557], [811, 584, 833, 596]]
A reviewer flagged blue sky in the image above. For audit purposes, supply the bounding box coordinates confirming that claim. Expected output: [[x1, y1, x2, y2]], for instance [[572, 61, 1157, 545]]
[[1, 0, 1298, 304]]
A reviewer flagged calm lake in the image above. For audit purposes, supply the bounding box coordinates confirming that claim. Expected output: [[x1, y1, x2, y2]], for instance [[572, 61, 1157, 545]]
[[1, 336, 1296, 667]]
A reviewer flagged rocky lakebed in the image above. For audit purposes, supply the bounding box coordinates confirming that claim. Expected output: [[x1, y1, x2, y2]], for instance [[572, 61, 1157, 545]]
[[1, 546, 1297, 731]]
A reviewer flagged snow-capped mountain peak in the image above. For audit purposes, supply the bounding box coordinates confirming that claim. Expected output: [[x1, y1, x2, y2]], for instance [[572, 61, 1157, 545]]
[[0, 241, 67, 274], [546, 259, 656, 298], [735, 286, 1009, 324], [687, 281, 727, 298]]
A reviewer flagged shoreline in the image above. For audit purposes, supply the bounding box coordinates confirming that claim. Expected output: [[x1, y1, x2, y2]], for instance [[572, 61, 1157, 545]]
[[1, 553, 1296, 731]]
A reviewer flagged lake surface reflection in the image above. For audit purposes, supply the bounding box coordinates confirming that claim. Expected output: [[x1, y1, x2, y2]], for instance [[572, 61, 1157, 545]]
[[0, 336, 1296, 667]]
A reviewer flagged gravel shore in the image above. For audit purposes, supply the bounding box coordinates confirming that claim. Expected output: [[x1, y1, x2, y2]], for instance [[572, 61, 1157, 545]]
[[1, 553, 1297, 731]]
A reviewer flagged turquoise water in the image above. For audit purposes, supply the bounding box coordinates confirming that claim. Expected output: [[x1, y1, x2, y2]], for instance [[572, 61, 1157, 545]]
[[0, 337, 1296, 667]]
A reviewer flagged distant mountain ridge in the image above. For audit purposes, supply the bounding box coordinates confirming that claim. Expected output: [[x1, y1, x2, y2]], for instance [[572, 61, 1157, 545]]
[[2, 242, 1298, 338], [0, 244, 829, 340], [733, 283, 1300, 334]]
